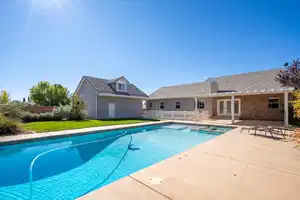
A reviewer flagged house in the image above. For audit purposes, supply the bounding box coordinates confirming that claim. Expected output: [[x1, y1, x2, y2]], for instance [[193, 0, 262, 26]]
[[75, 76, 148, 119], [146, 69, 294, 125]]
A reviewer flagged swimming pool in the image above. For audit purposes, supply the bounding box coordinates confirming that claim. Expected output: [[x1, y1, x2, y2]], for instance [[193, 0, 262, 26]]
[[0, 123, 232, 200]]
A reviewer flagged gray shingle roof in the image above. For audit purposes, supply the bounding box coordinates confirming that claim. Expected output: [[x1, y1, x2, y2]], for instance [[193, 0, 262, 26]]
[[207, 68, 283, 93], [150, 69, 286, 99], [84, 76, 148, 98], [150, 82, 211, 99]]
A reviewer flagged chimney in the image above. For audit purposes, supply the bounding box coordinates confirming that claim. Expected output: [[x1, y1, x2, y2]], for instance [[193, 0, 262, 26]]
[[207, 79, 219, 93]]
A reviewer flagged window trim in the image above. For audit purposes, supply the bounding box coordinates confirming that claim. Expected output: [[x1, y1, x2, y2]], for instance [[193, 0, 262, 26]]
[[198, 100, 205, 109], [160, 102, 164, 110], [194, 100, 205, 109], [116, 82, 126, 92], [268, 97, 280, 109], [175, 102, 180, 109]]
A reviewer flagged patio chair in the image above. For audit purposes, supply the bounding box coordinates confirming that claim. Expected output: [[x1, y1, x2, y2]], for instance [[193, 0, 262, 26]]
[[253, 125, 276, 139], [268, 125, 294, 139], [240, 126, 256, 133]]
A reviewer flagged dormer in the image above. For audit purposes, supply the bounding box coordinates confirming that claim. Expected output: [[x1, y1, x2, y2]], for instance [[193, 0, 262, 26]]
[[107, 76, 130, 93]]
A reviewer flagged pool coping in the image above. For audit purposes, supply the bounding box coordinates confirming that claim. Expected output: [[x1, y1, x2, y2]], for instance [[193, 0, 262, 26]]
[[0, 120, 237, 146], [78, 123, 299, 200]]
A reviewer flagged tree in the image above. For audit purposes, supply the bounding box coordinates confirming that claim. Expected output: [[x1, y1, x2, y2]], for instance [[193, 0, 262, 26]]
[[275, 59, 300, 89], [0, 90, 11, 104], [69, 94, 87, 120], [22, 97, 26, 102], [29, 81, 70, 106], [275, 59, 300, 119]]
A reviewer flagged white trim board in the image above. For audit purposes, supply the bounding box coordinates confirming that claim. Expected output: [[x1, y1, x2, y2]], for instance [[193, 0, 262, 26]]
[[149, 89, 294, 100], [97, 93, 148, 100]]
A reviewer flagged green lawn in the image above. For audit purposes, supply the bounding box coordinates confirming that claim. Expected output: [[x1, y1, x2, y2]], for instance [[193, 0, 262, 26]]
[[22, 119, 155, 133]]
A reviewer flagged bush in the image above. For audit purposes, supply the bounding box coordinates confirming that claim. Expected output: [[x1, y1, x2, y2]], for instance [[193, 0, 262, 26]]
[[52, 96, 87, 121], [69, 111, 87, 120], [292, 90, 300, 119], [21, 112, 61, 123], [52, 105, 72, 120], [0, 103, 26, 119], [69, 95, 87, 120], [0, 114, 22, 135], [292, 128, 300, 146]]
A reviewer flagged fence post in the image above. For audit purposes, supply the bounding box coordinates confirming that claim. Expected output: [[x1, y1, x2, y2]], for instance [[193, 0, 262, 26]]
[[184, 111, 186, 120], [172, 110, 174, 119], [161, 111, 163, 120]]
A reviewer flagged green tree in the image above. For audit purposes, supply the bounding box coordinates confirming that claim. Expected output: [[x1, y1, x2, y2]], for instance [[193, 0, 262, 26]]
[[0, 90, 11, 104], [69, 94, 87, 120], [30, 81, 70, 106]]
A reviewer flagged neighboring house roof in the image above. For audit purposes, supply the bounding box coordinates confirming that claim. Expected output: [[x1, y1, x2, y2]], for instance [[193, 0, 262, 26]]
[[150, 68, 293, 99], [78, 76, 148, 98]]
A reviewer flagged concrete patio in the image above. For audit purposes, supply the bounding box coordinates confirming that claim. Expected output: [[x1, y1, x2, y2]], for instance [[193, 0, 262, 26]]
[[79, 122, 300, 200]]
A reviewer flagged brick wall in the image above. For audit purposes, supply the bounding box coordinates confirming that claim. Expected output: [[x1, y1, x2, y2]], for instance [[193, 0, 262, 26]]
[[212, 93, 293, 121], [240, 94, 284, 121]]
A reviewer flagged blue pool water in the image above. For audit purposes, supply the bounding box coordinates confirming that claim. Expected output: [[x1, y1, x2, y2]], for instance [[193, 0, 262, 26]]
[[0, 123, 232, 200]]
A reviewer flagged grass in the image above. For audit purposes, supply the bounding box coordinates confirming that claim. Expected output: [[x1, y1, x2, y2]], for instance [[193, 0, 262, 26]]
[[22, 118, 155, 133]]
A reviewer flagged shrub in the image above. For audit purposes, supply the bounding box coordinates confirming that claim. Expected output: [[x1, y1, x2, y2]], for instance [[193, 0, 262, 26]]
[[21, 112, 61, 123], [52, 105, 72, 120], [69, 95, 87, 120], [69, 111, 87, 120], [292, 90, 300, 119], [0, 103, 26, 119], [292, 128, 300, 146], [0, 114, 22, 135]]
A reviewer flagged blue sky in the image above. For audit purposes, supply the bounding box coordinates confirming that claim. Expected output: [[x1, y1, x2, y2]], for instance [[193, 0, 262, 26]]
[[0, 0, 299, 100]]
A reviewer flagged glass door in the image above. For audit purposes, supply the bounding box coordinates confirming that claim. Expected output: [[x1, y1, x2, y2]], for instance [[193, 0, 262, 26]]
[[218, 99, 240, 116]]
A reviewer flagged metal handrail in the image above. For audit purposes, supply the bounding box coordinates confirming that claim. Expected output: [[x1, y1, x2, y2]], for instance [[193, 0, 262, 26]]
[[28, 131, 130, 200]]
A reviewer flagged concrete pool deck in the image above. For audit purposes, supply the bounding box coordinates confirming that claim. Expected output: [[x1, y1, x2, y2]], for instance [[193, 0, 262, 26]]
[[0, 119, 298, 200], [79, 121, 300, 200]]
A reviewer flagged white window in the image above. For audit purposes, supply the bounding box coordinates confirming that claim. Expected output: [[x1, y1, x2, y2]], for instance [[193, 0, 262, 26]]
[[117, 83, 126, 92], [175, 102, 180, 109], [268, 97, 280, 109], [160, 102, 164, 109]]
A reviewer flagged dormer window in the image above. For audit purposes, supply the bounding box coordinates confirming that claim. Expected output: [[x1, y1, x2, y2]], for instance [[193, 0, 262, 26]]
[[108, 76, 129, 92], [118, 83, 125, 91], [117, 82, 127, 92]]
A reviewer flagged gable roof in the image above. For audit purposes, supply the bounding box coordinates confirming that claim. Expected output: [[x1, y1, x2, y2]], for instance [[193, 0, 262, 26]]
[[106, 76, 129, 84], [150, 68, 292, 99], [79, 76, 148, 98]]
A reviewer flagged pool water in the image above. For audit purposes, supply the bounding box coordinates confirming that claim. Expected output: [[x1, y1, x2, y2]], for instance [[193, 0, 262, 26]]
[[0, 123, 232, 200]]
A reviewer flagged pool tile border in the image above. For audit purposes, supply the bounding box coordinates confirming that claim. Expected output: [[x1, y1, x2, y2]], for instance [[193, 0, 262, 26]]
[[0, 120, 237, 146], [0, 121, 167, 146]]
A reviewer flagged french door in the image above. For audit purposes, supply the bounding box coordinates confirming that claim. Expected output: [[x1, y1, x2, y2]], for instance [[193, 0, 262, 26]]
[[217, 99, 241, 116]]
